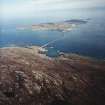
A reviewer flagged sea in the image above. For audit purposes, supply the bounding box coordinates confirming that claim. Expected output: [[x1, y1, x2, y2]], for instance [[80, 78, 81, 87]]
[[0, 8, 105, 59]]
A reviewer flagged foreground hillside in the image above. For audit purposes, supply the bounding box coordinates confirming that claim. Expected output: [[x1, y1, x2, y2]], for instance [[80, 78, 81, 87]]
[[0, 46, 105, 105]]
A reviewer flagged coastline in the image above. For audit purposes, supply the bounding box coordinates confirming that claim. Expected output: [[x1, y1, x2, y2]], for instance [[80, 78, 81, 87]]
[[0, 45, 104, 61]]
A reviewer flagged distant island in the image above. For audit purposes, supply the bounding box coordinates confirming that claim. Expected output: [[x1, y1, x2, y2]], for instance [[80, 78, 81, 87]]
[[17, 19, 88, 32]]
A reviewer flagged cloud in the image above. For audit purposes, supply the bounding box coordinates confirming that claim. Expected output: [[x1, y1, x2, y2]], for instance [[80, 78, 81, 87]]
[[1, 0, 105, 20], [30, 0, 105, 9]]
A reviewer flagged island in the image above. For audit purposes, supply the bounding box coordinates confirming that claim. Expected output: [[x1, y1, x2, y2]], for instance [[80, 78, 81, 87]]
[[17, 19, 88, 32]]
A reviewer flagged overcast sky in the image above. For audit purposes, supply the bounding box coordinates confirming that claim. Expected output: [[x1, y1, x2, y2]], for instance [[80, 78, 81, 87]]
[[1, 0, 105, 20]]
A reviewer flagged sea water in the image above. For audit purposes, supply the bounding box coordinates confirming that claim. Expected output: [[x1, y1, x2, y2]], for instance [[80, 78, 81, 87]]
[[0, 8, 105, 59]]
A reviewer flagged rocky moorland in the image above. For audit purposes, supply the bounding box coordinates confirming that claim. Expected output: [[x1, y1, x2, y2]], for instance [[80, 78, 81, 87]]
[[0, 46, 105, 105]]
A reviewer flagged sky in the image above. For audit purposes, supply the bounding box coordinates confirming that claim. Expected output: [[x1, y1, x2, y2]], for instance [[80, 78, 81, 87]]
[[1, 0, 105, 20]]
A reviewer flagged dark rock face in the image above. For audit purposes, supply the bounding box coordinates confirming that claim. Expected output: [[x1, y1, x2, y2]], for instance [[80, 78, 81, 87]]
[[64, 19, 88, 24], [0, 48, 105, 105]]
